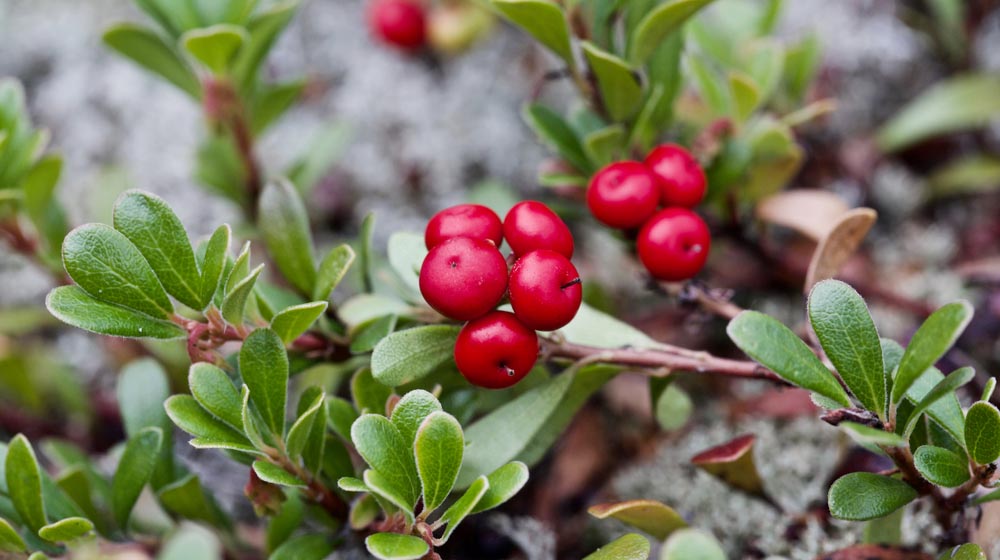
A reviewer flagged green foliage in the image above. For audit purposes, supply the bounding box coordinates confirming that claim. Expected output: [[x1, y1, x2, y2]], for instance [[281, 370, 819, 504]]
[[913, 445, 970, 488], [890, 301, 973, 406], [828, 473, 918, 521], [583, 533, 651, 560], [659, 529, 726, 560], [588, 499, 687, 540], [965, 402, 1000, 465], [370, 326, 462, 387]]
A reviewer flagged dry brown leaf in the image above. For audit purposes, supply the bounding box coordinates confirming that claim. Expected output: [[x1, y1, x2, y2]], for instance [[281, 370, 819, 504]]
[[804, 208, 878, 293], [756, 190, 850, 241], [690, 434, 767, 499]]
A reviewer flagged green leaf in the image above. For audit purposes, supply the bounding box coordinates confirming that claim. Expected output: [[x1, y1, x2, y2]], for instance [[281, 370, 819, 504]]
[[165, 395, 257, 453], [0, 517, 26, 552], [386, 232, 426, 297], [913, 445, 970, 488], [965, 402, 1000, 465], [929, 155, 1000, 198], [371, 326, 461, 387], [189, 362, 244, 429], [38, 517, 93, 543], [232, 0, 299, 92], [728, 71, 760, 121], [270, 301, 328, 344], [62, 223, 173, 319], [285, 388, 325, 461], [350, 415, 420, 509], [251, 80, 305, 135], [351, 314, 399, 354], [113, 190, 202, 310], [523, 104, 593, 174], [326, 396, 360, 441], [588, 499, 687, 541], [46, 286, 186, 339], [349, 493, 379, 530], [181, 24, 246, 74], [258, 178, 316, 296], [112, 427, 163, 528], [828, 472, 917, 521], [157, 474, 229, 528], [357, 213, 375, 293], [365, 533, 429, 560], [492, 0, 574, 67], [252, 461, 306, 488], [891, 301, 973, 405], [102, 23, 201, 98], [560, 302, 661, 349], [582, 42, 643, 121], [390, 390, 443, 447], [902, 367, 975, 440], [266, 489, 304, 552], [686, 54, 730, 116], [270, 534, 334, 560], [840, 422, 906, 448], [877, 74, 1000, 152], [433, 475, 488, 543], [863, 506, 904, 545], [903, 367, 967, 448], [744, 40, 784, 105], [414, 411, 464, 513], [241, 385, 267, 450], [337, 477, 368, 493], [937, 544, 987, 560], [221, 263, 263, 326], [472, 461, 528, 513], [198, 224, 231, 309], [727, 311, 852, 407], [650, 379, 693, 431], [286, 123, 351, 196], [5, 435, 46, 532], [21, 155, 67, 257], [783, 34, 821, 102], [584, 533, 651, 560], [157, 524, 223, 560], [629, 0, 716, 64], [363, 470, 415, 524], [983, 378, 997, 402], [583, 125, 626, 167], [659, 529, 726, 560], [351, 368, 392, 415], [118, 358, 174, 488], [313, 244, 355, 301], [239, 328, 289, 436], [808, 280, 886, 418], [340, 294, 411, 329]]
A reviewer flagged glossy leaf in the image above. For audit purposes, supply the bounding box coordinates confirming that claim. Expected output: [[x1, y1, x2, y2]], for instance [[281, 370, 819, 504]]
[[259, 178, 316, 296], [313, 244, 355, 301], [414, 411, 464, 513], [390, 390, 443, 447], [828, 472, 917, 521], [112, 427, 163, 528], [588, 499, 686, 540], [913, 445, 970, 488], [582, 42, 642, 121], [252, 461, 306, 488], [189, 362, 244, 429], [351, 414, 420, 509], [584, 533, 651, 560], [239, 328, 289, 436], [659, 529, 726, 560], [902, 366, 967, 448], [891, 301, 973, 405], [181, 24, 246, 74], [630, 0, 716, 64], [270, 301, 328, 344], [38, 517, 94, 543], [371, 326, 460, 387], [103, 23, 201, 98], [5, 435, 46, 532], [434, 475, 488, 543], [165, 395, 257, 453], [46, 286, 186, 339], [728, 311, 852, 407], [965, 402, 1000, 465], [492, 0, 574, 66], [62, 223, 173, 318], [365, 532, 429, 560]]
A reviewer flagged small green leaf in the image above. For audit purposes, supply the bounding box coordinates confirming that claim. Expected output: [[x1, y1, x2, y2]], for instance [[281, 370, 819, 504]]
[[259, 178, 316, 296], [434, 475, 488, 543], [588, 499, 687, 541], [983, 378, 997, 402], [965, 401, 1000, 465], [371, 326, 461, 387], [198, 224, 231, 309], [629, 0, 717, 64], [349, 493, 380, 530], [351, 368, 392, 416], [62, 223, 173, 318], [270, 301, 328, 344], [828, 472, 918, 521], [729, 71, 760, 121], [267, 489, 304, 552], [118, 358, 174, 488], [239, 328, 289, 436], [46, 286, 186, 339], [386, 232, 426, 297], [189, 362, 244, 429], [157, 524, 223, 560], [877, 74, 1000, 152], [808, 280, 886, 417], [560, 302, 661, 349], [390, 390, 443, 447], [165, 395, 257, 453], [659, 529, 725, 560], [221, 263, 263, 326], [232, 0, 299, 91], [251, 79, 306, 134], [5, 435, 46, 532], [523, 104, 593, 174], [285, 388, 325, 461], [363, 470, 415, 524], [338, 477, 368, 493], [891, 301, 973, 405], [181, 24, 246, 74], [271, 534, 334, 560], [313, 244, 355, 301], [913, 445, 970, 488], [157, 474, 229, 528], [357, 212, 375, 293], [365, 532, 429, 560], [840, 422, 906, 448], [414, 411, 464, 513], [584, 533, 651, 560], [0, 517, 26, 552], [471, 461, 529, 514], [902, 367, 975, 440], [863, 505, 904, 545], [38, 517, 94, 543], [339, 294, 411, 329], [327, 396, 360, 441], [582, 42, 642, 121], [350, 314, 399, 354], [350, 415, 420, 509], [492, 0, 574, 67], [937, 544, 987, 560], [727, 311, 852, 407], [686, 54, 730, 116], [241, 385, 267, 449], [112, 427, 163, 528], [902, 367, 967, 448], [113, 190, 202, 310], [650, 379, 693, 431], [252, 461, 306, 488], [102, 23, 201, 98], [583, 125, 626, 167]]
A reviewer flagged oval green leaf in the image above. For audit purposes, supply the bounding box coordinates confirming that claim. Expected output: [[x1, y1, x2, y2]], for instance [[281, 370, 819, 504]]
[[414, 411, 464, 513], [371, 325, 460, 387], [189, 362, 244, 429], [629, 0, 717, 65], [181, 24, 247, 74], [965, 401, 1000, 465], [588, 499, 687, 541], [270, 301, 328, 344], [492, 0, 574, 67], [828, 472, 917, 521], [390, 390, 443, 447], [46, 286, 186, 339], [472, 461, 529, 514], [350, 414, 420, 509], [112, 427, 163, 528], [365, 532, 429, 560], [913, 445, 970, 488], [5, 435, 47, 532], [584, 533, 651, 560], [239, 328, 290, 436], [38, 516, 94, 543], [582, 42, 643, 121], [259, 178, 316, 296], [891, 301, 973, 405], [102, 23, 201, 98]]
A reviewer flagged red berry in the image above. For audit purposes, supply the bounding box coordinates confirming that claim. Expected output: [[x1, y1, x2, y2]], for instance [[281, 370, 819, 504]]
[[503, 201, 574, 258], [508, 250, 582, 331], [419, 237, 507, 320], [454, 311, 538, 389], [637, 208, 711, 282], [368, 0, 427, 50], [586, 161, 660, 229], [644, 144, 707, 208], [425, 204, 503, 249]]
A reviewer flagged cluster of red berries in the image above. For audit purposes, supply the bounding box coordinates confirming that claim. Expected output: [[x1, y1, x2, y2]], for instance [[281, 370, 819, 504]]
[[419, 202, 582, 389], [368, 0, 427, 50], [586, 144, 711, 282]]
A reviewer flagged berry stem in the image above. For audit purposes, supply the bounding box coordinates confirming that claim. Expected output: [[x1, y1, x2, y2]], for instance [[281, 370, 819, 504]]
[[560, 277, 582, 290]]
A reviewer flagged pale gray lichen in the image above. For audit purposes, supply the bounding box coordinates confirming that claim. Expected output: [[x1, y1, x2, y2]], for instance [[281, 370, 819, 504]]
[[488, 514, 558, 560]]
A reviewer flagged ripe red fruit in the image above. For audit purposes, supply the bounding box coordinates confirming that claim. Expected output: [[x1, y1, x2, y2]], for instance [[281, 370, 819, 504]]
[[586, 161, 660, 229], [425, 204, 503, 249], [503, 201, 574, 258], [419, 237, 507, 320], [644, 144, 707, 208], [454, 311, 539, 389], [508, 250, 582, 331], [637, 208, 711, 282], [368, 0, 427, 50]]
